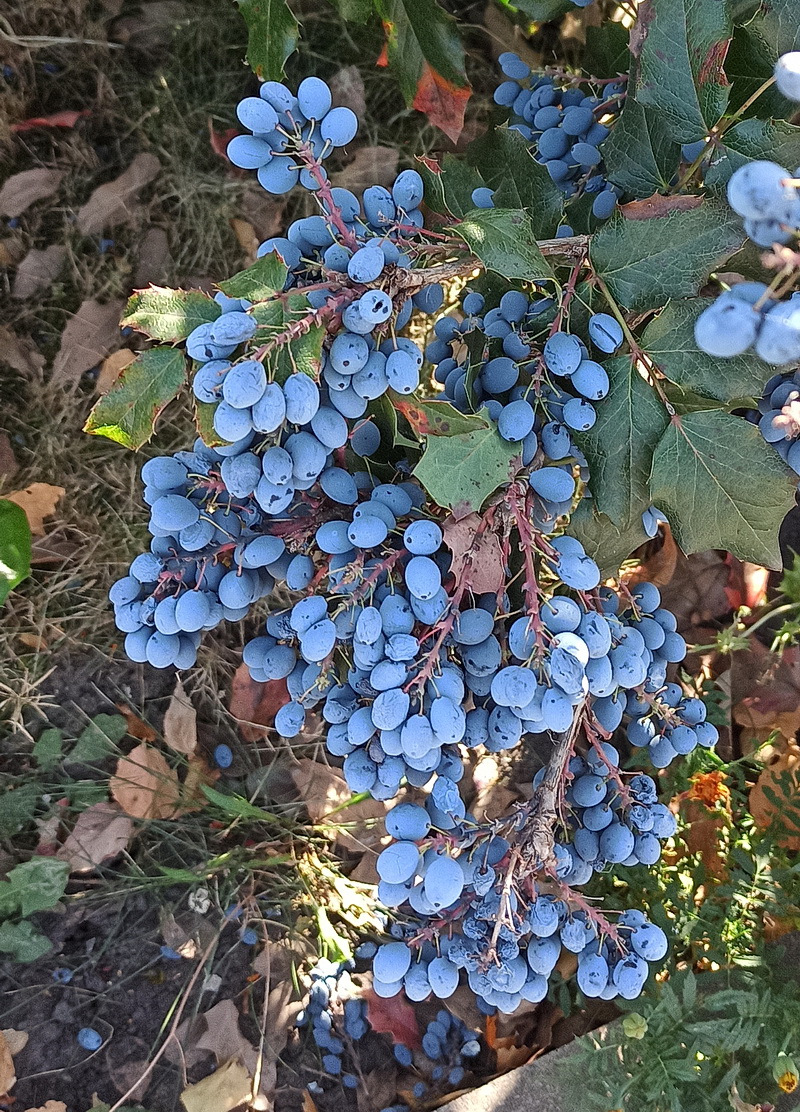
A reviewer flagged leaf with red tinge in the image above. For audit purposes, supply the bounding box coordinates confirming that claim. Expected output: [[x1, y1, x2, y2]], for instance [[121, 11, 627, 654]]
[[209, 122, 240, 163], [374, 0, 470, 142], [392, 393, 488, 437], [11, 110, 90, 132], [364, 987, 422, 1049], [620, 194, 704, 220], [443, 512, 506, 595], [413, 62, 471, 145], [84, 346, 187, 449], [229, 662, 289, 742]]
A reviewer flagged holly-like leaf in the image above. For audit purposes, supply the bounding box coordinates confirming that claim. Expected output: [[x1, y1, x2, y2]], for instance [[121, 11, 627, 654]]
[[467, 129, 563, 239], [122, 288, 219, 341], [233, 0, 299, 80], [575, 357, 669, 528], [218, 253, 288, 302], [453, 208, 553, 283], [641, 298, 773, 403], [373, 0, 470, 142], [391, 393, 489, 437], [589, 200, 745, 312], [705, 118, 800, 186], [84, 347, 187, 449], [650, 411, 797, 568], [582, 21, 630, 78], [631, 0, 733, 143], [413, 425, 519, 516], [193, 398, 229, 448], [0, 499, 31, 605], [747, 0, 800, 58], [251, 294, 325, 383], [602, 98, 682, 199], [567, 499, 650, 577], [419, 153, 484, 219], [0, 919, 52, 963]]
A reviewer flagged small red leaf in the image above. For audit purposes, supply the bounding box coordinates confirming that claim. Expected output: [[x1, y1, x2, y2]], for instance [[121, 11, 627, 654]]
[[11, 109, 90, 132], [376, 38, 389, 67], [412, 62, 470, 145], [208, 121, 240, 163], [417, 155, 442, 176], [364, 987, 422, 1049], [620, 194, 704, 220]]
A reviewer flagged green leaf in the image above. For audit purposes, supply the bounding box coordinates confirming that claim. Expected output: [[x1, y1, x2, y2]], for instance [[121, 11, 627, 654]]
[[566, 499, 650, 576], [252, 294, 326, 383], [5, 858, 69, 916], [374, 0, 467, 95], [582, 22, 630, 78], [218, 253, 288, 302], [373, 0, 470, 141], [705, 118, 800, 186], [601, 98, 682, 198], [0, 919, 52, 962], [631, 0, 732, 143], [641, 298, 774, 402], [724, 25, 796, 121], [233, 0, 299, 80], [413, 425, 520, 514], [589, 200, 745, 312], [0, 784, 39, 837], [84, 347, 187, 449], [32, 727, 63, 769], [575, 356, 669, 528], [193, 397, 230, 448], [467, 129, 563, 238], [201, 784, 282, 823], [121, 288, 219, 341], [68, 713, 127, 764], [508, 0, 571, 20], [390, 393, 489, 437], [747, 0, 800, 57], [663, 380, 754, 414], [0, 499, 31, 605], [329, 0, 373, 20], [419, 153, 485, 219], [453, 208, 553, 283], [650, 410, 797, 568]]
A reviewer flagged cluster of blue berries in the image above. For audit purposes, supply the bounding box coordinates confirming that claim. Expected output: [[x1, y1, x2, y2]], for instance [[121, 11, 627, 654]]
[[694, 162, 800, 364], [750, 368, 800, 484], [430, 287, 665, 537], [393, 1011, 480, 1098], [488, 54, 624, 219], [227, 77, 358, 193]]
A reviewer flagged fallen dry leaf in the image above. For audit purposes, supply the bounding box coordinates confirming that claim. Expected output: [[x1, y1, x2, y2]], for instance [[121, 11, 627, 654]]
[[5, 483, 65, 536], [11, 110, 91, 132], [133, 226, 172, 288], [0, 168, 64, 218], [750, 742, 800, 850], [230, 218, 259, 264], [0, 1029, 18, 1094], [0, 236, 25, 266], [12, 245, 67, 300], [96, 349, 136, 394], [57, 801, 134, 872], [51, 297, 125, 384], [2, 1031, 28, 1057], [163, 677, 197, 755], [229, 664, 288, 742], [364, 988, 421, 1049], [291, 758, 386, 853], [0, 433, 18, 480], [116, 703, 158, 741], [332, 146, 399, 193], [209, 122, 240, 162], [77, 152, 161, 234], [22, 1102, 68, 1112], [239, 184, 286, 241], [0, 327, 46, 377], [329, 65, 366, 118], [174, 751, 218, 815], [110, 743, 181, 819], [443, 512, 506, 595], [180, 1058, 252, 1112]]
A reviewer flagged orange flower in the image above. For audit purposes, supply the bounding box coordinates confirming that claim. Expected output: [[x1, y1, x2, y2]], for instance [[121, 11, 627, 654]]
[[687, 770, 730, 808]]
